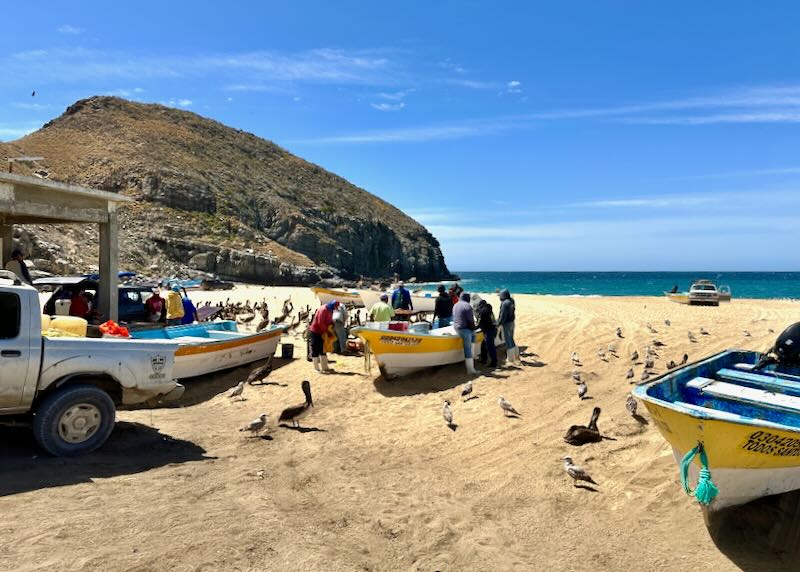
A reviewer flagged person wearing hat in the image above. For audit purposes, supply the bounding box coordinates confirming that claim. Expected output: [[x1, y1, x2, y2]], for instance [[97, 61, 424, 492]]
[[453, 291, 478, 375], [432, 284, 453, 328], [4, 248, 32, 284], [391, 280, 413, 320], [369, 293, 395, 322], [165, 285, 185, 326]]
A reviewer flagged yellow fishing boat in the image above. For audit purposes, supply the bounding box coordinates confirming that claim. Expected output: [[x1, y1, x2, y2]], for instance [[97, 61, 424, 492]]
[[634, 348, 800, 511], [310, 286, 364, 307], [352, 323, 484, 378]]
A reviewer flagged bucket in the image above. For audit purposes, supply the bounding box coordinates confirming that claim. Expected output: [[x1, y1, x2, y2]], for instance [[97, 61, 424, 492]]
[[281, 343, 295, 359]]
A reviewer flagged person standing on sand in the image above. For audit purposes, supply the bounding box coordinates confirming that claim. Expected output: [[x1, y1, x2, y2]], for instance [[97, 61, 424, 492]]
[[309, 300, 338, 373], [476, 299, 498, 368], [498, 289, 520, 365], [4, 248, 32, 284], [369, 293, 395, 322], [181, 290, 199, 325], [391, 280, 413, 320], [165, 285, 185, 326], [332, 302, 348, 353], [433, 284, 453, 328], [453, 292, 478, 375]]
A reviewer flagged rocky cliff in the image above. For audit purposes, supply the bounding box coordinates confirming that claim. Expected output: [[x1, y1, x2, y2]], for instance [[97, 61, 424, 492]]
[[0, 96, 452, 283]]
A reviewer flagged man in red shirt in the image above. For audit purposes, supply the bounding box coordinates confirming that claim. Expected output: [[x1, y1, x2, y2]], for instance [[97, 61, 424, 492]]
[[145, 288, 165, 322], [68, 289, 89, 319], [309, 300, 338, 373]]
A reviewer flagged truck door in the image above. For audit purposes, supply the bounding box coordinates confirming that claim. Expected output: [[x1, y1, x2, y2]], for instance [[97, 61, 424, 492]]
[[0, 291, 32, 409]]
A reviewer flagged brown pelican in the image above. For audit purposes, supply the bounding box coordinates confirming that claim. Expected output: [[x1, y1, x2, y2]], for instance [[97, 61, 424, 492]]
[[564, 407, 604, 445], [246, 357, 273, 385], [278, 380, 314, 428]]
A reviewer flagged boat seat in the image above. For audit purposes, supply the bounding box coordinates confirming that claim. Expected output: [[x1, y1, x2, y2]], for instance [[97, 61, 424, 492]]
[[687, 377, 800, 414], [207, 330, 247, 339], [734, 363, 800, 382], [717, 368, 800, 396]]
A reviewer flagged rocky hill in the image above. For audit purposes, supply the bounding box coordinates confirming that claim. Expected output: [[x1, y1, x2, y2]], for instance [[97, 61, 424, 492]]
[[0, 96, 452, 284]]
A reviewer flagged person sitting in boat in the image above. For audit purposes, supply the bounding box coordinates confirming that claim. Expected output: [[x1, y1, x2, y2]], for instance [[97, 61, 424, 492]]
[[165, 285, 185, 326], [181, 291, 199, 325], [476, 299, 498, 368], [433, 284, 453, 328], [453, 292, 478, 375], [369, 293, 395, 322], [391, 281, 413, 320], [309, 300, 338, 373], [498, 289, 520, 365], [146, 288, 165, 322]]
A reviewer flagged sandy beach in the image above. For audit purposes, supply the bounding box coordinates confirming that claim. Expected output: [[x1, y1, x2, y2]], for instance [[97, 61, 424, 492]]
[[3, 287, 800, 571]]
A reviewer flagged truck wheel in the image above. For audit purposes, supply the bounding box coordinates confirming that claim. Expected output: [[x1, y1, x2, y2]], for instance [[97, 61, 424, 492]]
[[32, 384, 116, 456]]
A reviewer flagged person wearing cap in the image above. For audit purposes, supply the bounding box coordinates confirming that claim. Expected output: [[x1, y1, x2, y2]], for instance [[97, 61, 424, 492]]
[[4, 248, 32, 284], [309, 300, 339, 373], [391, 280, 413, 320], [369, 293, 395, 322], [432, 284, 453, 328], [453, 291, 478, 375], [165, 285, 185, 326]]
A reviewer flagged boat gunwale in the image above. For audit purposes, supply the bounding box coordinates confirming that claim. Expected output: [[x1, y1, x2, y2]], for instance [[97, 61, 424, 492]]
[[633, 348, 800, 433], [351, 325, 486, 340]]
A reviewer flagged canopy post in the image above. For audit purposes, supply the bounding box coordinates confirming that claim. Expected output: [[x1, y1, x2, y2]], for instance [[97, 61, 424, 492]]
[[99, 208, 119, 322]]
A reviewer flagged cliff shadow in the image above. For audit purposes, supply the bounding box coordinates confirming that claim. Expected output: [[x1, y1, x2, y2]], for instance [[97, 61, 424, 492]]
[[706, 490, 800, 571], [0, 421, 212, 496]]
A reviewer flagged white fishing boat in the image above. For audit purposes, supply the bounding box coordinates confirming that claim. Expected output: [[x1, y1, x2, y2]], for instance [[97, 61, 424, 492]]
[[359, 288, 437, 313], [310, 286, 364, 307], [131, 320, 285, 379]]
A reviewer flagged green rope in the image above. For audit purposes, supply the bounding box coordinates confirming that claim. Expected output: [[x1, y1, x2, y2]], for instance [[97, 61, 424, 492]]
[[679, 443, 719, 506]]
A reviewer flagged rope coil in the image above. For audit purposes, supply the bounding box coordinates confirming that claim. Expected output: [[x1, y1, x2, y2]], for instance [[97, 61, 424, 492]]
[[679, 443, 719, 506]]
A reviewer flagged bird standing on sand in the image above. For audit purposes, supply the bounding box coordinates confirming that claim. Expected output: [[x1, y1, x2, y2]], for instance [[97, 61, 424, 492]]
[[442, 400, 455, 429], [652, 339, 666, 347], [631, 350, 639, 362], [667, 360, 677, 370], [228, 381, 246, 401], [743, 330, 752, 337], [644, 356, 655, 370], [640, 370, 651, 382], [665, 319, 671, 327], [607, 343, 617, 354], [597, 348, 607, 361], [572, 371, 582, 383], [498, 396, 521, 417], [461, 381, 473, 401], [278, 380, 314, 428], [577, 381, 588, 400], [240, 413, 268, 435], [563, 456, 598, 486], [626, 394, 638, 417], [616, 327, 624, 338], [571, 351, 580, 365], [246, 357, 273, 385], [700, 327, 709, 335], [647, 322, 657, 334], [682, 353, 689, 365], [688, 331, 697, 342], [626, 367, 635, 381]]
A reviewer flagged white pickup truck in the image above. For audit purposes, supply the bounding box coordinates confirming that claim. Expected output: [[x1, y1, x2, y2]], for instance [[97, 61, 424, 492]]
[[688, 280, 721, 306], [0, 272, 184, 456]]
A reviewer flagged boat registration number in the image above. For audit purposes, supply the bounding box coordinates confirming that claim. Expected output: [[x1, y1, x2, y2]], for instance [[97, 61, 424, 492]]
[[741, 430, 800, 457], [379, 335, 422, 347]]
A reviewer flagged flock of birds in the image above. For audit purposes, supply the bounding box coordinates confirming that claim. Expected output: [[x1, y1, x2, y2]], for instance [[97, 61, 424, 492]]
[[440, 377, 523, 433]]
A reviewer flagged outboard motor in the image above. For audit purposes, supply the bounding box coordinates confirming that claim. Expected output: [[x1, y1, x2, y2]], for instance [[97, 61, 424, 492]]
[[754, 322, 800, 370]]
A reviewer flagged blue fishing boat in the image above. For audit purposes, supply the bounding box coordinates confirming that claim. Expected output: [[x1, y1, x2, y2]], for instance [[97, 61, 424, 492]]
[[132, 320, 285, 379], [634, 348, 800, 511]]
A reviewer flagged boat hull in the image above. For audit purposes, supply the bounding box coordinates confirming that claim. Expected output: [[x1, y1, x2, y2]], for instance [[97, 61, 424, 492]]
[[353, 326, 484, 378], [310, 287, 364, 307], [665, 292, 689, 304], [359, 289, 436, 313], [643, 398, 800, 511]]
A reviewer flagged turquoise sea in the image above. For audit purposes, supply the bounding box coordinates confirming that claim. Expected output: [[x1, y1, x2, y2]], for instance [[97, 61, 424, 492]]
[[417, 272, 800, 300]]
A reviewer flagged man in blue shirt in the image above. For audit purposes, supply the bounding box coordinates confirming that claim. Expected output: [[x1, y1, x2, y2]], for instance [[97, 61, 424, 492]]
[[391, 281, 413, 320]]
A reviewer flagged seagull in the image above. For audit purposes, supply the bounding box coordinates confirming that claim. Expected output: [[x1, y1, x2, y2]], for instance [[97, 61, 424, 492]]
[[769, 328, 775, 333], [563, 456, 598, 486], [644, 356, 655, 370], [597, 348, 607, 361], [571, 351, 580, 365], [228, 381, 246, 400], [278, 380, 314, 428], [666, 360, 677, 370], [631, 350, 639, 362], [460, 381, 473, 401], [240, 413, 268, 435], [442, 400, 455, 429], [743, 330, 752, 337], [626, 394, 638, 417], [626, 367, 635, 381], [688, 331, 697, 342], [646, 322, 658, 334], [246, 357, 273, 385], [498, 396, 521, 417], [699, 327, 709, 335], [664, 319, 671, 327], [572, 371, 582, 383], [616, 327, 624, 338], [640, 370, 651, 382], [607, 343, 617, 354], [652, 339, 666, 347], [577, 381, 588, 400], [681, 353, 689, 365], [31, 90, 36, 97]]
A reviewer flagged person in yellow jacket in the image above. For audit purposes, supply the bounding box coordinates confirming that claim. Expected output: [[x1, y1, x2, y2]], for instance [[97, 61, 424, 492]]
[[165, 285, 185, 326]]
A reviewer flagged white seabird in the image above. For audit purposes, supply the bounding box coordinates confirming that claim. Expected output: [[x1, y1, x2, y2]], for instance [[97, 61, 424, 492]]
[[562, 456, 598, 486], [442, 400, 455, 428], [498, 396, 521, 417], [228, 381, 246, 401], [577, 382, 588, 400], [626, 367, 635, 381], [626, 394, 638, 417], [461, 381, 473, 401], [240, 413, 268, 435]]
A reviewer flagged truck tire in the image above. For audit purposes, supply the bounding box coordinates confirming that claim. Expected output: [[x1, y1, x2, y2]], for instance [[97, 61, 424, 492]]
[[32, 384, 116, 456]]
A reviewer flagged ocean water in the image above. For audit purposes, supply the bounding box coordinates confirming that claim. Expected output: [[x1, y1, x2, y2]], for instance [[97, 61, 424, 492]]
[[416, 272, 800, 300]]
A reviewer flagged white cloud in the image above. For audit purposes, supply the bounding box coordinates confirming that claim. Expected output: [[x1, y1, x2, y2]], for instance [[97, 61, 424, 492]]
[[164, 98, 193, 108], [58, 24, 84, 35], [370, 101, 405, 112], [11, 102, 51, 111], [0, 122, 41, 141]]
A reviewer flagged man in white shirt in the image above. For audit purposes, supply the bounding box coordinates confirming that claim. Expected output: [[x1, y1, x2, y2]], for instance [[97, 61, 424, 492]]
[[4, 249, 32, 284]]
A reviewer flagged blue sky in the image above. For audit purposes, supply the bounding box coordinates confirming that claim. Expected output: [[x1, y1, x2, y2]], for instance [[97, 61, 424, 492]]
[[2, 1, 800, 271]]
